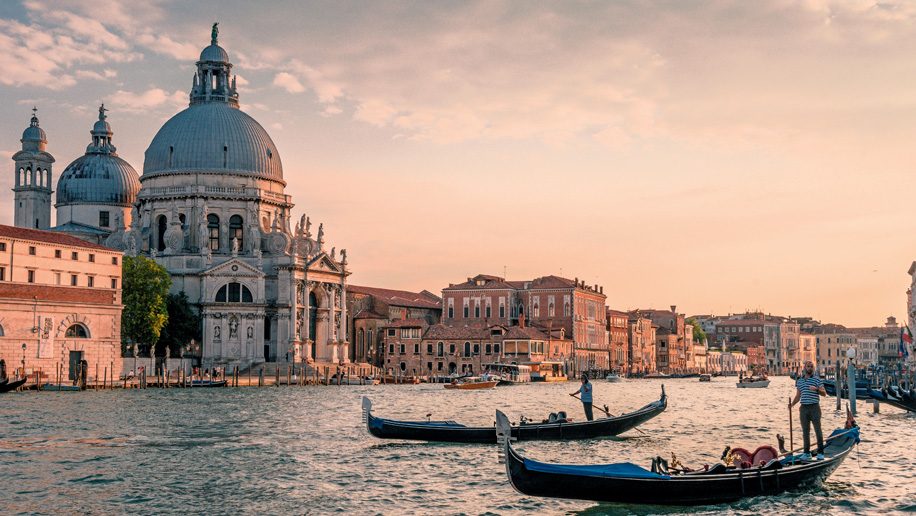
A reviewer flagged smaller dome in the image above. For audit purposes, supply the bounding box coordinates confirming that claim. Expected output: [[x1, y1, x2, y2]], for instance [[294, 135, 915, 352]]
[[200, 43, 229, 63], [22, 110, 46, 143], [93, 119, 112, 135], [57, 154, 140, 205], [22, 124, 46, 143]]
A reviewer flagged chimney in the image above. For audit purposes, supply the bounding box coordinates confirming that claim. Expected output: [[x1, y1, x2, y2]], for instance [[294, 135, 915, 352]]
[[600, 286, 603, 294], [670, 305, 677, 314]]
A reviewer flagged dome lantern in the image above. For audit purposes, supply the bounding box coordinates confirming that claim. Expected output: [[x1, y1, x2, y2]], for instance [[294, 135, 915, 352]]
[[191, 22, 239, 108]]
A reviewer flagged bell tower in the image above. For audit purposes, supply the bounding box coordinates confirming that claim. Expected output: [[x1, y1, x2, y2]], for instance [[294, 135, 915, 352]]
[[12, 107, 54, 229]]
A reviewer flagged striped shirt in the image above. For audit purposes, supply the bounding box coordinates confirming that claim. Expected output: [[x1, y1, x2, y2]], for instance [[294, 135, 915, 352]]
[[796, 376, 823, 405]]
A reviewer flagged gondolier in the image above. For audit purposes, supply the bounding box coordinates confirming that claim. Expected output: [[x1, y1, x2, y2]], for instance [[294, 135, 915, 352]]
[[571, 376, 594, 421], [789, 360, 826, 460]]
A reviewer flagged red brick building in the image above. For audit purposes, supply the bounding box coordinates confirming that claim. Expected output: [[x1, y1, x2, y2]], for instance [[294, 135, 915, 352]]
[[346, 285, 441, 366], [442, 273, 606, 374]]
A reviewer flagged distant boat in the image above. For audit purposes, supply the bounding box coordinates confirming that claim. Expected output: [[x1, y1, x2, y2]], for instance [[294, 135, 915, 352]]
[[737, 377, 770, 388], [605, 373, 622, 383], [39, 383, 82, 391], [645, 372, 669, 379], [443, 378, 498, 390], [189, 379, 227, 388], [699, 374, 712, 382], [324, 374, 381, 385]]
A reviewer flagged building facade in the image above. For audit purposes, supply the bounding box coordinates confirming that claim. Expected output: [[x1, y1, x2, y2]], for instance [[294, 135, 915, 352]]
[[441, 274, 606, 373], [347, 285, 441, 365], [0, 225, 122, 382], [607, 309, 629, 373], [627, 312, 657, 375]]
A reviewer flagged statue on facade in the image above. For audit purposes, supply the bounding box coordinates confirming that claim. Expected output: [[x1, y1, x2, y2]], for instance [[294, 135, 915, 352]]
[[330, 247, 336, 260], [296, 315, 303, 340], [231, 237, 239, 257], [248, 222, 260, 254], [317, 223, 324, 251], [214, 325, 221, 341], [229, 316, 239, 338], [247, 326, 253, 340], [126, 232, 138, 256], [211, 22, 219, 44], [198, 210, 209, 255], [340, 248, 347, 265]]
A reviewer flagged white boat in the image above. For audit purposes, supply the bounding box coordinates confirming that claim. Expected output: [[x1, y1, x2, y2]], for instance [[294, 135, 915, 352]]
[[324, 374, 380, 385], [605, 373, 622, 383], [736, 378, 770, 388], [483, 363, 531, 384]]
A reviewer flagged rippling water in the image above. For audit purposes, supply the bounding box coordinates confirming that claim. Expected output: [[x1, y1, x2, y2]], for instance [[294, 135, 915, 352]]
[[1, 377, 914, 514]]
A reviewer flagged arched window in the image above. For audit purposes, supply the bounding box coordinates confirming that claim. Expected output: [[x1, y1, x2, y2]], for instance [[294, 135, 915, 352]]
[[229, 215, 244, 251], [464, 342, 471, 356], [157, 215, 167, 251], [207, 214, 220, 251], [25, 167, 31, 186], [65, 324, 89, 338], [309, 291, 318, 342], [0, 324, 4, 336], [358, 329, 365, 357], [18, 168, 23, 186], [449, 343, 456, 355], [215, 282, 253, 303]]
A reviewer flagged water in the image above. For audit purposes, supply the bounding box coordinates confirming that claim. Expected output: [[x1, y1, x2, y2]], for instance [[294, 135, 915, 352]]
[[1, 377, 913, 515]]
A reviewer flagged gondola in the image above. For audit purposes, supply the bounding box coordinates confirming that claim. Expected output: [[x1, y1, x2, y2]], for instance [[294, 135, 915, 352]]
[[825, 380, 872, 400], [496, 410, 860, 505], [868, 387, 916, 413], [362, 386, 666, 444], [0, 378, 27, 393]]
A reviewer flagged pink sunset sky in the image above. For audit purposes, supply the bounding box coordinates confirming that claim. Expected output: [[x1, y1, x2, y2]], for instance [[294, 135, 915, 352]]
[[0, 0, 914, 326]]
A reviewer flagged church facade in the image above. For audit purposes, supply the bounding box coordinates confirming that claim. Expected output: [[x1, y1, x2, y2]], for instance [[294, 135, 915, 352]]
[[11, 24, 351, 370]]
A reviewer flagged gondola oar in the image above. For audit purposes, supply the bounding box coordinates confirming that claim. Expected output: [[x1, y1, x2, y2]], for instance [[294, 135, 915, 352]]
[[788, 396, 794, 453], [569, 393, 648, 436]]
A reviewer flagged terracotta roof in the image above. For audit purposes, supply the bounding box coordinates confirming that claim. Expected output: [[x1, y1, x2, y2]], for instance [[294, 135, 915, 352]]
[[348, 284, 441, 309], [527, 275, 576, 289], [0, 224, 116, 251], [443, 274, 518, 291], [503, 326, 548, 340], [0, 282, 118, 305], [353, 309, 386, 320], [384, 318, 428, 328], [422, 323, 492, 340]]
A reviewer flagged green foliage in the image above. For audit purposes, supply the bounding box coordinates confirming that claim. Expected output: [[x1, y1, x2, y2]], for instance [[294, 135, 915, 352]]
[[158, 291, 202, 357], [688, 318, 707, 345], [121, 255, 171, 355]]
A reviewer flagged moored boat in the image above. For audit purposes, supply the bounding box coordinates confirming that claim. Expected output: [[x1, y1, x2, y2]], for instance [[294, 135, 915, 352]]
[[483, 363, 531, 384], [605, 373, 622, 383], [0, 377, 27, 393], [362, 386, 666, 443], [189, 379, 227, 387], [699, 374, 712, 382], [496, 411, 860, 505], [868, 386, 916, 413], [39, 383, 82, 391]]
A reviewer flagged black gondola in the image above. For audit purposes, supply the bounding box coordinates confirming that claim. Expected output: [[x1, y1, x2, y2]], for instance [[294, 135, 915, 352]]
[[0, 378, 27, 393], [868, 387, 916, 413], [496, 410, 860, 505], [824, 380, 872, 400], [362, 386, 666, 444]]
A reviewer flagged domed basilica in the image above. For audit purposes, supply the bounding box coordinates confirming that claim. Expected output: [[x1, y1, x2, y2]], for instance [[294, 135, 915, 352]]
[[11, 24, 351, 369]]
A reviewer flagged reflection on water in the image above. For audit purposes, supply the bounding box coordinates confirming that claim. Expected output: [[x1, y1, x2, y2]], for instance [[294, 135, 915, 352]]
[[1, 377, 913, 514]]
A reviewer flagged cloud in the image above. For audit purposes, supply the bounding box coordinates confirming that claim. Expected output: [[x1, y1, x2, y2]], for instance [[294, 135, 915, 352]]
[[136, 33, 199, 61], [272, 72, 305, 93], [109, 88, 186, 113]]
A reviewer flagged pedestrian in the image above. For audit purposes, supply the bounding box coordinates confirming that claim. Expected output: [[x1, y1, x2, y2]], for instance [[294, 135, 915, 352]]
[[789, 360, 827, 460], [571, 375, 594, 421]]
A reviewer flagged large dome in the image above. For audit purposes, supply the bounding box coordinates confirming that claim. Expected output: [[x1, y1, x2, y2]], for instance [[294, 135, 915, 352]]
[[143, 102, 284, 181], [57, 154, 140, 205]]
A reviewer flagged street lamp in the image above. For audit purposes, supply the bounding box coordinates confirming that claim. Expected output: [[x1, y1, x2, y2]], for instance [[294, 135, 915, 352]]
[[21, 342, 26, 378]]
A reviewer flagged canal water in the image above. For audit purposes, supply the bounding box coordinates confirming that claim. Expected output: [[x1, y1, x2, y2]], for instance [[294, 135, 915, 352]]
[[1, 377, 914, 514]]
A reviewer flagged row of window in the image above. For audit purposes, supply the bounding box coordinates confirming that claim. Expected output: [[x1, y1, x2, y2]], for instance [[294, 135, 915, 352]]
[[17, 167, 50, 188], [389, 341, 502, 357], [14, 244, 118, 265], [1, 266, 118, 288]]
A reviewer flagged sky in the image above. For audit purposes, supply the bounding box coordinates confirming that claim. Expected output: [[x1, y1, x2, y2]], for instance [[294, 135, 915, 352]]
[[0, 0, 914, 326]]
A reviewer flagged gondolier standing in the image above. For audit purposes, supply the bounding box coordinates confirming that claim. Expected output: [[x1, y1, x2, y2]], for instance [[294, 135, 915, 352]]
[[571, 375, 594, 421], [789, 360, 827, 459]]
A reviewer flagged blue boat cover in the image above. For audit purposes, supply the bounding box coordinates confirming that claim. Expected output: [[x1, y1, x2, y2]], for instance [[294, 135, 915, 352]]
[[523, 459, 670, 480]]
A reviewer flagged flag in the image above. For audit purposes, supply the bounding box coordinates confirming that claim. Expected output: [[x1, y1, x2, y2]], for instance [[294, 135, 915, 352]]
[[900, 327, 911, 359]]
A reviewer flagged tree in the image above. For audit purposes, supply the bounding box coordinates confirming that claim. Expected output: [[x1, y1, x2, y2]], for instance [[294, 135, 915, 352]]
[[159, 291, 202, 357], [688, 318, 707, 346], [121, 255, 171, 356]]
